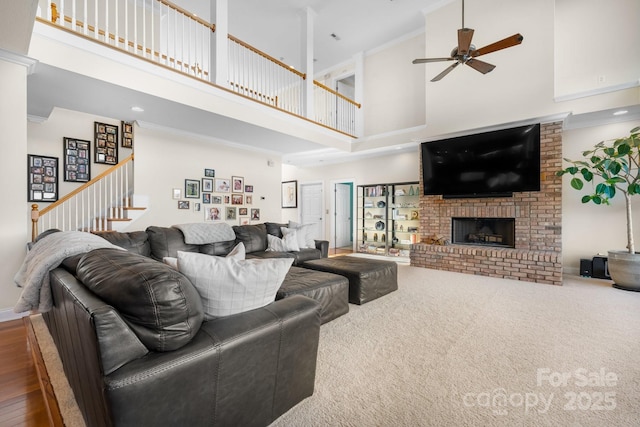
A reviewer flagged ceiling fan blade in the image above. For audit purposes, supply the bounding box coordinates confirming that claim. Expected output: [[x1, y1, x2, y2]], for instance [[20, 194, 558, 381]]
[[458, 28, 474, 56], [412, 57, 455, 64], [465, 58, 496, 74], [471, 33, 523, 57], [431, 62, 460, 82]]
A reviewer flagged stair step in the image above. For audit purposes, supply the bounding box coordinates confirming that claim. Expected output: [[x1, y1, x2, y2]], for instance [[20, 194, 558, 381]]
[[107, 218, 132, 222], [123, 206, 146, 211]]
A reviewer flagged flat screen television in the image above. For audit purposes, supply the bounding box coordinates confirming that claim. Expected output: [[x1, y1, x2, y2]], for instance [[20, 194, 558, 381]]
[[421, 123, 541, 198]]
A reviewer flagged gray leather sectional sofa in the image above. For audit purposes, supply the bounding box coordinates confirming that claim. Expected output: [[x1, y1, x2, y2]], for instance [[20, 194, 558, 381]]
[[39, 223, 350, 426]]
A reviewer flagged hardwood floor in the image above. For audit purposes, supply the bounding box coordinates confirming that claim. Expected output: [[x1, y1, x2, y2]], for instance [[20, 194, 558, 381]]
[[0, 319, 50, 426]]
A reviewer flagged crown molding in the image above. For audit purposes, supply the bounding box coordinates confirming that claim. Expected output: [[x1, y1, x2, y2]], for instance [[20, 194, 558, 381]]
[[0, 48, 38, 74]]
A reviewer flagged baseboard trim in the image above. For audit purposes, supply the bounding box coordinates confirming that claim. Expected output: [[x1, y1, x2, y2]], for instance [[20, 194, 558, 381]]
[[0, 308, 29, 323]]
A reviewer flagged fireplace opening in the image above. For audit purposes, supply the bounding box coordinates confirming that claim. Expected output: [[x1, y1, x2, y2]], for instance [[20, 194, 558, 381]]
[[452, 217, 515, 248]]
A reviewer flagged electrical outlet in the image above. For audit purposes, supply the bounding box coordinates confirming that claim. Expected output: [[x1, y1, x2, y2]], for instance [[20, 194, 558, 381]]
[[597, 75, 606, 84]]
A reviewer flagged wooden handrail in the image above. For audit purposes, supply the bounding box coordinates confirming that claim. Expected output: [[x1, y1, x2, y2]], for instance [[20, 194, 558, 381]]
[[38, 154, 134, 217], [313, 80, 362, 108], [228, 34, 306, 79], [157, 0, 216, 32]]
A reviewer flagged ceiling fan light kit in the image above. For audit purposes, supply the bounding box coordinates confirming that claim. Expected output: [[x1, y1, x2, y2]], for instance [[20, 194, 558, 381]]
[[413, 0, 523, 82]]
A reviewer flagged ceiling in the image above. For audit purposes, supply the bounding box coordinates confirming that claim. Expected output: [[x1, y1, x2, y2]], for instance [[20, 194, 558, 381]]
[[187, 0, 441, 73], [24, 0, 639, 165], [26, 0, 443, 161]]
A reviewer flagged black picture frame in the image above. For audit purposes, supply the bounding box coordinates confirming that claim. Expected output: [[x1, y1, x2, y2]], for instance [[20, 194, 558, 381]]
[[63, 137, 91, 182], [281, 180, 297, 208], [94, 121, 118, 165], [28, 154, 58, 202], [121, 121, 133, 148]]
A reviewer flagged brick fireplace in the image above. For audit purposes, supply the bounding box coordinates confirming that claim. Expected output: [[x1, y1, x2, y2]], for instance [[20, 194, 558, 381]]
[[410, 121, 563, 285]]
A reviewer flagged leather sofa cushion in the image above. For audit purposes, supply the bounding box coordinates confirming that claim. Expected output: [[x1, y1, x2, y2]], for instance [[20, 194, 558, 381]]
[[146, 226, 200, 260], [233, 223, 268, 253], [97, 230, 151, 257], [77, 248, 204, 352], [265, 222, 287, 238]]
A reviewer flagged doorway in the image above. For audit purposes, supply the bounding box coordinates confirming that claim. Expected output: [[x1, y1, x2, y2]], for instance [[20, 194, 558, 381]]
[[299, 182, 324, 241], [332, 180, 354, 256]]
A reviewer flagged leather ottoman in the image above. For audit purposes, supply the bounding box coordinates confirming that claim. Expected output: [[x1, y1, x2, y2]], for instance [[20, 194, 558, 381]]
[[301, 257, 398, 305], [277, 266, 349, 324]]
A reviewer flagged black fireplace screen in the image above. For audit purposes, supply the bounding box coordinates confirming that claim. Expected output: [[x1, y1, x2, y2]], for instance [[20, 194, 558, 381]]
[[452, 217, 515, 248]]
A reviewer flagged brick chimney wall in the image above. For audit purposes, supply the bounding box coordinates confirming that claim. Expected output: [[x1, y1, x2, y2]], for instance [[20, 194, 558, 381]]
[[410, 121, 563, 285]]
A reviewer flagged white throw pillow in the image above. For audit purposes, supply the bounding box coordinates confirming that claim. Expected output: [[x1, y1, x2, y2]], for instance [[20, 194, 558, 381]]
[[162, 256, 179, 269], [267, 230, 300, 252], [177, 251, 293, 320], [288, 221, 316, 249]]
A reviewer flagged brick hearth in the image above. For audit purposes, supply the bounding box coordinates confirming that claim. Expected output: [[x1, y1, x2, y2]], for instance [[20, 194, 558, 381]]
[[410, 122, 563, 285]]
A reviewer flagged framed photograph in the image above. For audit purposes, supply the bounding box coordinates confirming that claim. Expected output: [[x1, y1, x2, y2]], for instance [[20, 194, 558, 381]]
[[231, 193, 244, 205], [281, 180, 297, 208], [202, 193, 211, 204], [193, 202, 201, 212], [245, 185, 254, 193], [178, 201, 190, 209], [185, 179, 200, 198], [215, 178, 231, 193], [202, 178, 213, 193], [121, 121, 133, 148], [204, 168, 215, 177], [232, 176, 244, 193], [226, 207, 237, 220], [212, 196, 222, 204], [239, 207, 248, 216], [172, 188, 181, 199], [224, 195, 230, 204], [94, 121, 118, 165], [251, 208, 261, 221], [63, 137, 90, 182], [239, 217, 250, 225], [246, 195, 253, 205], [28, 154, 58, 202], [205, 206, 222, 221]]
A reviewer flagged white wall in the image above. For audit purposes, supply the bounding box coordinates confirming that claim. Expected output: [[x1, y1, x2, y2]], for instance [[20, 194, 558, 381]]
[[0, 60, 30, 316], [363, 33, 426, 136], [282, 149, 420, 243], [132, 125, 283, 229], [555, 0, 640, 98], [561, 120, 640, 273]]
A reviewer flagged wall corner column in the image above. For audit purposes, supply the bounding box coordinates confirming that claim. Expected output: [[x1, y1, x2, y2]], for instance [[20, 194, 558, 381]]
[[300, 6, 316, 119], [212, 0, 228, 87], [0, 48, 36, 314]]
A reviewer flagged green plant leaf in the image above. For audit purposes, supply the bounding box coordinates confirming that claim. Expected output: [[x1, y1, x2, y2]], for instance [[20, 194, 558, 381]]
[[595, 183, 607, 195], [567, 166, 578, 174], [570, 178, 583, 190], [580, 169, 593, 181], [604, 147, 615, 156], [617, 143, 631, 156], [592, 196, 602, 205]]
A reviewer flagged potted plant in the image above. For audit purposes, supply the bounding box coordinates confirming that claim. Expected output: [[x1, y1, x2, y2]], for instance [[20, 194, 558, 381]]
[[557, 126, 640, 291]]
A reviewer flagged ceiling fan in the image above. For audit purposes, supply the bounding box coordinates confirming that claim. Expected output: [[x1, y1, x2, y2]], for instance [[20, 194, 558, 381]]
[[412, 0, 523, 82]]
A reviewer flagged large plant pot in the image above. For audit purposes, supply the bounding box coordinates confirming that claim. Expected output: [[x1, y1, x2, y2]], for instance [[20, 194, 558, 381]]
[[607, 250, 640, 291]]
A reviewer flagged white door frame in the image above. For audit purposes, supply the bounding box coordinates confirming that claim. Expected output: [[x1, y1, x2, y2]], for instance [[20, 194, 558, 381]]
[[298, 180, 325, 240], [329, 178, 355, 250]]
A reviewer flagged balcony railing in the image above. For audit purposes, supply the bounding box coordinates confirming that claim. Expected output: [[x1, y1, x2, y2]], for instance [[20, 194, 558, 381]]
[[36, 0, 360, 136]]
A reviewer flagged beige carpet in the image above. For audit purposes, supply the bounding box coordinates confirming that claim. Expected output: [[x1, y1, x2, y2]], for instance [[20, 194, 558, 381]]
[[33, 266, 640, 427]]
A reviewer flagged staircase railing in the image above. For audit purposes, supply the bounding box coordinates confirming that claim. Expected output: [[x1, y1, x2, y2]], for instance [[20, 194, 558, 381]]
[[35, 0, 361, 137], [31, 154, 135, 241]]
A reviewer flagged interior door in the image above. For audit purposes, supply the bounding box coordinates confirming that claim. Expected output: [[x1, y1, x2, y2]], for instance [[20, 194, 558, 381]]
[[300, 182, 324, 240], [335, 183, 352, 248]]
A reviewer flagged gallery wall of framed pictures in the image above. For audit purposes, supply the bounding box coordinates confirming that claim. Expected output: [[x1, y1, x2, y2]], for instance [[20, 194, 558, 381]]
[[176, 168, 259, 225], [28, 119, 133, 206]]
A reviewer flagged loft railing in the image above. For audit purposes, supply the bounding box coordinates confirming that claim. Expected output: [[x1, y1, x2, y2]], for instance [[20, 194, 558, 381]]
[[35, 0, 361, 136], [314, 80, 361, 135], [31, 154, 135, 241]]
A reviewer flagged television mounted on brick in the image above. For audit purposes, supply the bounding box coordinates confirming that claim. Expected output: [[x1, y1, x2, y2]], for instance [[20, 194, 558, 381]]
[[421, 123, 541, 198]]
